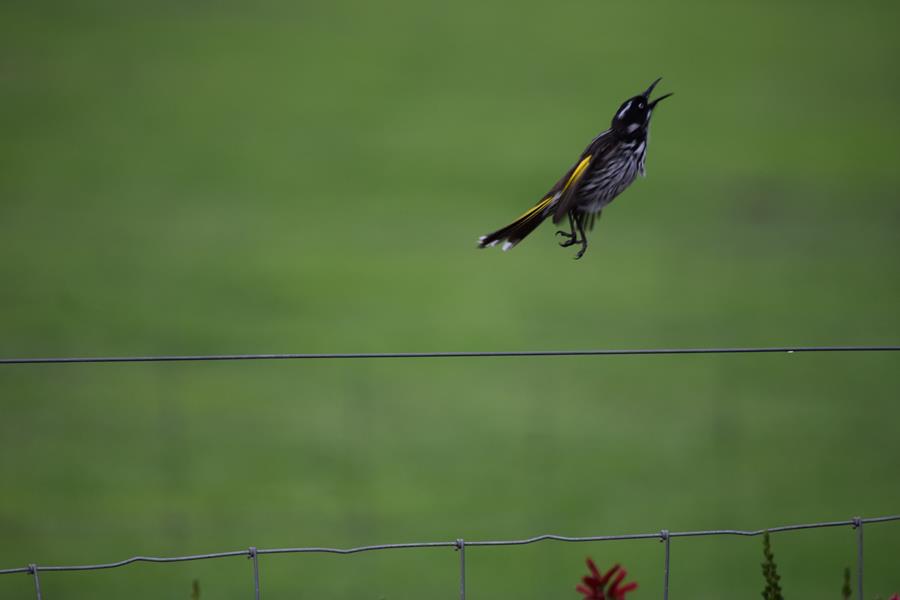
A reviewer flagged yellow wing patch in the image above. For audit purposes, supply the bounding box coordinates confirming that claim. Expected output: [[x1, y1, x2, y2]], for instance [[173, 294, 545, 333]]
[[515, 195, 555, 222], [563, 155, 592, 192], [512, 155, 592, 222]]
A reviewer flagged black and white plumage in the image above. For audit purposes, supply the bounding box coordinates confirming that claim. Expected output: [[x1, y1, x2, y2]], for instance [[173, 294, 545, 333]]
[[478, 78, 672, 259]]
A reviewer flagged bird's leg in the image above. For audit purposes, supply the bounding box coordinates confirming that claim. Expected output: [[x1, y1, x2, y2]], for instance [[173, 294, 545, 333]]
[[556, 211, 579, 247], [573, 212, 589, 259]]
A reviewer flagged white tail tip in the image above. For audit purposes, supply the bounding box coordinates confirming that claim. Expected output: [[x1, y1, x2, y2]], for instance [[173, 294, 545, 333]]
[[501, 241, 513, 252]]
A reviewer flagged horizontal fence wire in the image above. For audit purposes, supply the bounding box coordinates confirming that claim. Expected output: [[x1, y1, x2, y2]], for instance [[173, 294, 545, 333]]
[[2, 515, 897, 577], [1, 345, 899, 365]]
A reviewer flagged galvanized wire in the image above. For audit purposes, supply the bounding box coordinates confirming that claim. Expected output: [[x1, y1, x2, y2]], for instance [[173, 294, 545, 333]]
[[853, 517, 864, 600], [1, 345, 899, 365], [27, 565, 41, 600], [456, 539, 466, 600], [2, 515, 896, 576], [660, 530, 670, 600], [248, 547, 260, 600]]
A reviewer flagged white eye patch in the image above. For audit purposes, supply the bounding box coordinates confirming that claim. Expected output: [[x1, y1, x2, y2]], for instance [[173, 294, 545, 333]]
[[617, 101, 633, 120]]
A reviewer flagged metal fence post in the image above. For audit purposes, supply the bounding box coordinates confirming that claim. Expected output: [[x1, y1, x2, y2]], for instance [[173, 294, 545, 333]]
[[248, 547, 260, 600], [659, 530, 670, 600], [455, 539, 466, 600], [852, 518, 863, 600], [28, 564, 42, 600]]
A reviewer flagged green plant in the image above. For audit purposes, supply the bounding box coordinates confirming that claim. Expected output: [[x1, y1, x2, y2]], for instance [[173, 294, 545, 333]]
[[761, 531, 784, 600]]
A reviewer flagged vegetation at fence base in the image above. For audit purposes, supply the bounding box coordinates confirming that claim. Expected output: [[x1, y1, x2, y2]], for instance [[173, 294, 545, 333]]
[[761, 534, 899, 600], [760, 531, 784, 600], [576, 557, 637, 600]]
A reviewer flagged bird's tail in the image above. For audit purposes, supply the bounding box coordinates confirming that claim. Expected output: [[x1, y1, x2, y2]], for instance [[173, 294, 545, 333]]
[[478, 195, 555, 251]]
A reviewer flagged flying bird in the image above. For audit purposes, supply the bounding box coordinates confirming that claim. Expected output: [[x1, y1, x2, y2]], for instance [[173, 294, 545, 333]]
[[478, 78, 672, 259]]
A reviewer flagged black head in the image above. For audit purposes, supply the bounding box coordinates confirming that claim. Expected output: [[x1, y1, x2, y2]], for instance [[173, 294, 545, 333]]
[[610, 77, 673, 138]]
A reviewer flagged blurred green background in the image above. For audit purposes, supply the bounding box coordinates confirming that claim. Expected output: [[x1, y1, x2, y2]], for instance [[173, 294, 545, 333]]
[[1, 0, 899, 598]]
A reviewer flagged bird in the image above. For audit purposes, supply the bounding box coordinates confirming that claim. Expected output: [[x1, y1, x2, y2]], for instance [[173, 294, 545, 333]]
[[477, 78, 672, 259]]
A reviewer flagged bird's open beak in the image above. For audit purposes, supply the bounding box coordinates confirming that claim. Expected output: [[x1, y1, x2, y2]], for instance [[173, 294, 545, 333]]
[[642, 77, 662, 97], [649, 92, 673, 107], [643, 77, 673, 107]]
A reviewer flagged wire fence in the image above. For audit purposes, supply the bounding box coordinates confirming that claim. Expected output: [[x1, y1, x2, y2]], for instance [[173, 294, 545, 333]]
[[1, 344, 899, 365], [3, 346, 898, 598], [2, 515, 898, 600]]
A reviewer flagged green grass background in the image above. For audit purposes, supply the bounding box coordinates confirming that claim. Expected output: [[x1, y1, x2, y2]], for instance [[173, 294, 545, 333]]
[[1, 0, 899, 598]]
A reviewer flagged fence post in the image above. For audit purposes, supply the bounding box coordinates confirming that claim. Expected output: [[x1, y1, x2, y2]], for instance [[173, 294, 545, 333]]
[[852, 518, 863, 600], [659, 530, 670, 600], [455, 539, 466, 600], [28, 564, 42, 600], [248, 547, 260, 600]]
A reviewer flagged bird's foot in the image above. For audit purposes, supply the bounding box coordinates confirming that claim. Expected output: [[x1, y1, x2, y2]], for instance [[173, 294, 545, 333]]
[[573, 241, 588, 260], [555, 230, 578, 247]]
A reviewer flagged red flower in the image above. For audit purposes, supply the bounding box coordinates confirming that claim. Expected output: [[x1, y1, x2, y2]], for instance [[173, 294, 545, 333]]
[[576, 557, 638, 600]]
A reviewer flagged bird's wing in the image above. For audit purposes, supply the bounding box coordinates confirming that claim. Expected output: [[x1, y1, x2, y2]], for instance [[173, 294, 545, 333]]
[[551, 129, 614, 224]]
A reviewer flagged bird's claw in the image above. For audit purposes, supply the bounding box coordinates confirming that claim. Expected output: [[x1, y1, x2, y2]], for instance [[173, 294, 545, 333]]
[[556, 230, 579, 248]]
